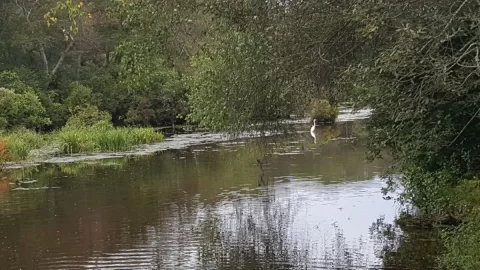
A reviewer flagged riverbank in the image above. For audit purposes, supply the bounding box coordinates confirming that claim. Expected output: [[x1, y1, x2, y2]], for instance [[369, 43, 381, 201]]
[[434, 180, 480, 270], [392, 179, 480, 269], [0, 108, 370, 169]]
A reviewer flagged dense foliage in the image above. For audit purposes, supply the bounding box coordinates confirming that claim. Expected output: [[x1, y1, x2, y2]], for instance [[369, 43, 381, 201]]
[[337, 1, 480, 268], [0, 0, 190, 130], [340, 0, 480, 212], [1, 0, 367, 132]]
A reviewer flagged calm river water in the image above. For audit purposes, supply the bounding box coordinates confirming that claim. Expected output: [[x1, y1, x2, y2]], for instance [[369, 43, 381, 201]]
[[0, 120, 440, 269]]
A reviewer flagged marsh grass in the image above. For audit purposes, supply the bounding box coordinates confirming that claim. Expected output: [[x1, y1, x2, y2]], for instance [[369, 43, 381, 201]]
[[1, 129, 49, 161], [0, 139, 7, 169], [0, 126, 163, 161], [58, 126, 163, 154]]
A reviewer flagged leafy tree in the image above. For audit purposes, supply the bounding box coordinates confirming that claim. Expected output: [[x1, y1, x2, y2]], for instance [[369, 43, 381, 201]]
[[338, 0, 480, 212], [188, 28, 297, 131]]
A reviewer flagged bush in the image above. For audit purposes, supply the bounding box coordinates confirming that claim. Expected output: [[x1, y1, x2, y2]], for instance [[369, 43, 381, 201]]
[[309, 99, 338, 122], [65, 82, 95, 111], [0, 71, 34, 93], [0, 88, 51, 130], [65, 105, 112, 129]]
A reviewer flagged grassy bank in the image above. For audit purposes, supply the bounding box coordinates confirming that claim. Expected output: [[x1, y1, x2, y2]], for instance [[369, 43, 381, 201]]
[[0, 126, 163, 162]]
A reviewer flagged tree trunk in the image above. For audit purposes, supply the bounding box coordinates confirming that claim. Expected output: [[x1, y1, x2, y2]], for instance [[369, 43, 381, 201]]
[[76, 52, 82, 75], [39, 44, 49, 75], [50, 39, 74, 78]]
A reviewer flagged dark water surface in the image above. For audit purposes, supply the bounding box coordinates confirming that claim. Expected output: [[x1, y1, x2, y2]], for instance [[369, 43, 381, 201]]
[[0, 121, 440, 269]]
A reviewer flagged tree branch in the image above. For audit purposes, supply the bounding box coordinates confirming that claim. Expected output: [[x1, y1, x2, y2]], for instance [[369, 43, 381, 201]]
[[39, 44, 49, 75], [50, 34, 75, 78], [448, 107, 480, 146], [442, 0, 471, 35]]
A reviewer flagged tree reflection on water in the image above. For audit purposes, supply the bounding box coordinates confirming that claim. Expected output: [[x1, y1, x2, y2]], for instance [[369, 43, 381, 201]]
[[197, 194, 309, 269], [370, 217, 443, 270], [196, 197, 442, 270]]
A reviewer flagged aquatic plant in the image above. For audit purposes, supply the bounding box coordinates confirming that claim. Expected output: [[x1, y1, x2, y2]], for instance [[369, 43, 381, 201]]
[[309, 99, 339, 123], [94, 128, 129, 152], [128, 128, 164, 145], [0, 125, 163, 161], [0, 139, 8, 169], [58, 128, 95, 154], [1, 129, 49, 161], [58, 126, 163, 154]]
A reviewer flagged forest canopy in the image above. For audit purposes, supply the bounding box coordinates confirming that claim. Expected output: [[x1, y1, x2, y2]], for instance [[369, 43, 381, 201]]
[[0, 0, 382, 132]]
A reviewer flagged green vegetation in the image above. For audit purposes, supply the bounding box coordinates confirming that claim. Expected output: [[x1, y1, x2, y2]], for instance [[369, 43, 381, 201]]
[[0, 126, 162, 162], [337, 1, 480, 268], [57, 125, 162, 154], [0, 107, 163, 162], [1, 129, 49, 161], [2, 0, 480, 267], [439, 181, 480, 270], [309, 99, 339, 123]]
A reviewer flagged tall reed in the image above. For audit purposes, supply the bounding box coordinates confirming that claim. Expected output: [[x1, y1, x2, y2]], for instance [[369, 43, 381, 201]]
[[58, 126, 163, 154], [0, 126, 164, 161], [1, 129, 48, 161]]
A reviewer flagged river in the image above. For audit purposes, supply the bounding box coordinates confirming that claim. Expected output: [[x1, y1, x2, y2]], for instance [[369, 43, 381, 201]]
[[0, 119, 441, 269]]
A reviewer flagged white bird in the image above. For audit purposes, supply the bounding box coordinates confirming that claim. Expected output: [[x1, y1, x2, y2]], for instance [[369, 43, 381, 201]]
[[310, 119, 317, 133], [310, 119, 317, 144]]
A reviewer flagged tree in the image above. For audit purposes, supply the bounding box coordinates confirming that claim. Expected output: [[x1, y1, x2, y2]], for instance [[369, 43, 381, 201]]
[[337, 0, 480, 211]]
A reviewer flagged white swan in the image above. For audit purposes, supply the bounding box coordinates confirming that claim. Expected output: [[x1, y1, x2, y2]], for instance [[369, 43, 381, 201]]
[[310, 119, 317, 144]]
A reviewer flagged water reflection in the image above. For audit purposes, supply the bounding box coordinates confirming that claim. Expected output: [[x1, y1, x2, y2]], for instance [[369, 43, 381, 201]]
[[197, 178, 395, 269], [370, 217, 442, 270], [0, 121, 439, 269]]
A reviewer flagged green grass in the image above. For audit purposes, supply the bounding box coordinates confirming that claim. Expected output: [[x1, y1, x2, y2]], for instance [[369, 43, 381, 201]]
[[0, 126, 164, 161], [58, 126, 163, 154], [0, 129, 50, 161], [58, 126, 164, 154]]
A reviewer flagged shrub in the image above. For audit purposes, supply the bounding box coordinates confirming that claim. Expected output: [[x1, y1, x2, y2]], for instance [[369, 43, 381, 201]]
[[0, 88, 51, 130], [309, 99, 339, 122], [65, 82, 95, 111], [65, 105, 112, 129]]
